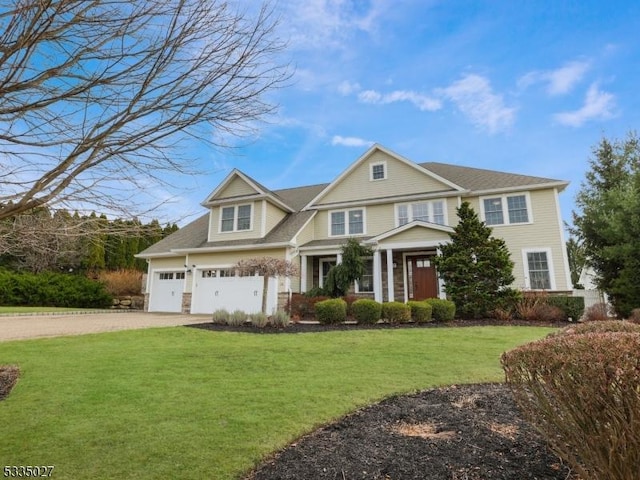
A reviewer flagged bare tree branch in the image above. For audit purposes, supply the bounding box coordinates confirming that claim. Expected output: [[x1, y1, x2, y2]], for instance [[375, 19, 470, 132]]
[[0, 0, 289, 220]]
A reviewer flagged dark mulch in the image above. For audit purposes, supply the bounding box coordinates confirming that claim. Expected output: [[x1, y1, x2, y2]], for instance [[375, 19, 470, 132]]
[[186, 319, 569, 334], [0, 365, 19, 401], [245, 383, 576, 480]]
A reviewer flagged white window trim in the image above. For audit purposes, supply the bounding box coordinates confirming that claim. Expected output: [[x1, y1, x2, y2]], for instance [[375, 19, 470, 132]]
[[369, 161, 387, 181], [328, 208, 367, 237], [394, 200, 447, 227], [522, 248, 556, 290], [355, 257, 374, 293], [479, 193, 533, 227], [218, 203, 253, 233]]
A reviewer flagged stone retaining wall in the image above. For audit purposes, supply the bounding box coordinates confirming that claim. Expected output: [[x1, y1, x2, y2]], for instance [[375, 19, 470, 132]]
[[112, 296, 145, 310]]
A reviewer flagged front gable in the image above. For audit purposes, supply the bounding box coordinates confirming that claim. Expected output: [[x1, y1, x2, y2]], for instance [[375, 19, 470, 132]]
[[305, 145, 464, 208], [367, 221, 453, 248]]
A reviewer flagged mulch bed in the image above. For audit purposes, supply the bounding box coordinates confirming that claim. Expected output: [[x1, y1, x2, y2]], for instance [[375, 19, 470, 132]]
[[245, 383, 576, 480]]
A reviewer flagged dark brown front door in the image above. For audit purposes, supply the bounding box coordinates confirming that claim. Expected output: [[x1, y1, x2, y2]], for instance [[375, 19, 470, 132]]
[[409, 256, 438, 300]]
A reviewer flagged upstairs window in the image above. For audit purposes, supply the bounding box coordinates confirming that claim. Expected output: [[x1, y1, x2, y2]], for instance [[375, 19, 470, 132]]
[[219, 204, 252, 232], [482, 194, 530, 226], [370, 161, 386, 181], [396, 201, 446, 226], [330, 208, 365, 236]]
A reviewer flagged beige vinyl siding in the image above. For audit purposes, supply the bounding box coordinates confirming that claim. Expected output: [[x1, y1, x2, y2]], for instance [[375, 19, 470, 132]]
[[149, 257, 187, 270], [264, 201, 287, 234], [216, 176, 258, 198], [464, 189, 570, 291], [366, 204, 396, 235], [318, 150, 454, 205], [378, 227, 450, 245], [207, 202, 263, 242], [294, 215, 315, 246]]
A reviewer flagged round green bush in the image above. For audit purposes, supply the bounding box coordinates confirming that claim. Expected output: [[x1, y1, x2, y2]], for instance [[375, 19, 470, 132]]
[[314, 298, 347, 324], [351, 299, 382, 324], [425, 298, 456, 322], [381, 301, 411, 324], [408, 301, 433, 323]]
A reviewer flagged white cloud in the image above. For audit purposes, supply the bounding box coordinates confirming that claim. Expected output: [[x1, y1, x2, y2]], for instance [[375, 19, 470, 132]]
[[519, 60, 591, 95], [337, 80, 361, 95], [331, 135, 374, 147], [358, 89, 442, 111], [278, 0, 389, 50], [437, 74, 515, 133], [554, 83, 616, 127]]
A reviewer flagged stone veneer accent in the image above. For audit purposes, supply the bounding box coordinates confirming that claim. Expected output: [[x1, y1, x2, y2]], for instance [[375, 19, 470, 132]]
[[181, 293, 192, 314]]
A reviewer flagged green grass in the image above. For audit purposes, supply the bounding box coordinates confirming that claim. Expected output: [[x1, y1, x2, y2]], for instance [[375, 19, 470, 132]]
[[0, 306, 97, 314], [0, 326, 553, 479]]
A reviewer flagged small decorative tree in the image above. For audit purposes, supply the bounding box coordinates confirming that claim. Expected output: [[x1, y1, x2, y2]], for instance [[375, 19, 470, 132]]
[[434, 201, 518, 319], [234, 257, 298, 315], [325, 238, 373, 297]]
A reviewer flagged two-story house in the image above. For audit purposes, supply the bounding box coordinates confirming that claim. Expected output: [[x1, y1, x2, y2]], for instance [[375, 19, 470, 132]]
[[136, 144, 571, 314]]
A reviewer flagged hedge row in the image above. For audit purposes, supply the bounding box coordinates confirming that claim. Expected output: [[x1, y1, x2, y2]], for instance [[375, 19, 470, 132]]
[[314, 297, 456, 325], [0, 270, 112, 308], [502, 322, 640, 479]]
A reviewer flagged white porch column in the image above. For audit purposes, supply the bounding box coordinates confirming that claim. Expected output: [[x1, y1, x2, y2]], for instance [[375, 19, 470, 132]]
[[386, 249, 394, 302], [373, 250, 382, 302], [336, 253, 343, 264], [300, 255, 308, 293]]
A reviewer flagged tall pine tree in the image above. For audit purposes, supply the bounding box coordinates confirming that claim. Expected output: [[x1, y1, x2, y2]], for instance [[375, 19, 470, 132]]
[[434, 202, 518, 319]]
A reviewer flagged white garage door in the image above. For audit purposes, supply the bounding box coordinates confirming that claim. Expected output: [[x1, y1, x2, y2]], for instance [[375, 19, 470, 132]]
[[148, 271, 184, 313], [191, 268, 276, 315]]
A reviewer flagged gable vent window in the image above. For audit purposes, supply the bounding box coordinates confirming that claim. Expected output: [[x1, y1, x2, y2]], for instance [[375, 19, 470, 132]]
[[370, 162, 386, 181], [220, 204, 252, 232]]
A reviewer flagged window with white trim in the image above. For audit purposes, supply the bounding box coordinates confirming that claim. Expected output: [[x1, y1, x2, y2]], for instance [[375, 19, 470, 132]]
[[525, 250, 553, 290], [370, 162, 386, 181], [355, 258, 374, 293], [396, 200, 446, 226], [330, 208, 365, 236], [482, 194, 530, 226], [219, 204, 252, 232]]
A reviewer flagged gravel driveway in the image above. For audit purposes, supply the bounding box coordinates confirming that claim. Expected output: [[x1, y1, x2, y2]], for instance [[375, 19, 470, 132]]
[[0, 311, 211, 342]]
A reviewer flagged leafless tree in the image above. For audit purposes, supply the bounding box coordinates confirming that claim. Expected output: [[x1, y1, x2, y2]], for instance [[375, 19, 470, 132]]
[[0, 0, 288, 221], [235, 257, 298, 314]]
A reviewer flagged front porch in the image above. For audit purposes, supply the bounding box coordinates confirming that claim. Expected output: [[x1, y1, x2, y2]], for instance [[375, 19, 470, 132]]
[[298, 221, 452, 302]]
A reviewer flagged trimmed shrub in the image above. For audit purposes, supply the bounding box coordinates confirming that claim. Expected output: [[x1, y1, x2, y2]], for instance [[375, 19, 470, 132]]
[[545, 295, 585, 321], [351, 299, 382, 325], [548, 319, 640, 338], [342, 295, 360, 317], [408, 301, 432, 323], [582, 302, 611, 322], [381, 302, 411, 324], [502, 332, 640, 480], [289, 294, 330, 318], [249, 312, 268, 328], [425, 298, 456, 322], [228, 310, 248, 326], [0, 270, 112, 308], [314, 298, 347, 325], [211, 309, 230, 324], [271, 310, 291, 327]]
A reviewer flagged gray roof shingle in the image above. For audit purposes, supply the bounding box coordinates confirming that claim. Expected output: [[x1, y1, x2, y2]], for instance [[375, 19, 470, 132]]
[[138, 157, 567, 257]]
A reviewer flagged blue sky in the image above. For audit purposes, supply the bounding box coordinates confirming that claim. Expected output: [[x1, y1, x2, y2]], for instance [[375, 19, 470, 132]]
[[170, 0, 640, 229]]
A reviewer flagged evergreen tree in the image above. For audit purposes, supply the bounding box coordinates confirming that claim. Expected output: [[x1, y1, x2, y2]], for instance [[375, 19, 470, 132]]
[[325, 238, 373, 297], [572, 133, 640, 317], [434, 202, 518, 319]]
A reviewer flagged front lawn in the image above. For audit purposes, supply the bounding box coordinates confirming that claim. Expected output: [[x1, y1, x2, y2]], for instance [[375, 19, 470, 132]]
[[0, 325, 553, 479]]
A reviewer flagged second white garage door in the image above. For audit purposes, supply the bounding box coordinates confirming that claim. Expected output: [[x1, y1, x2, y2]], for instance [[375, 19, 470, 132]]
[[191, 268, 277, 315]]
